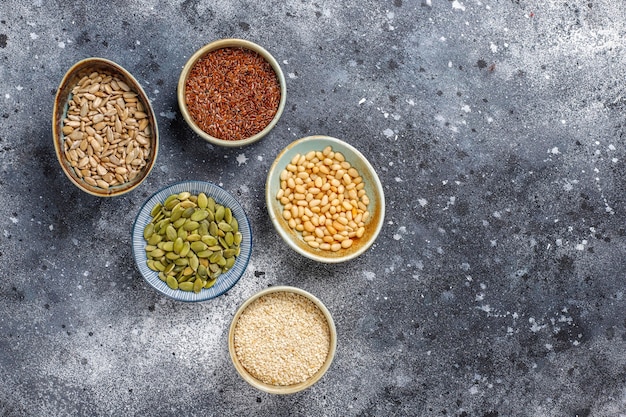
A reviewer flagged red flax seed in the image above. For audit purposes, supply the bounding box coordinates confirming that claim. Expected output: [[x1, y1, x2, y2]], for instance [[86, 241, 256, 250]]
[[185, 47, 281, 141]]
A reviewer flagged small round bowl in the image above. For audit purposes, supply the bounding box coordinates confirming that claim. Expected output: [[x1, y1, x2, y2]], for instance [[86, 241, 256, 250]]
[[52, 57, 159, 197], [266, 135, 385, 263], [228, 286, 337, 394], [131, 180, 252, 302], [177, 38, 286, 147]]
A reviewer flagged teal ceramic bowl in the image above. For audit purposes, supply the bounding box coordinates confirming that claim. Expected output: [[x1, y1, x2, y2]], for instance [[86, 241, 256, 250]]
[[265, 135, 385, 263]]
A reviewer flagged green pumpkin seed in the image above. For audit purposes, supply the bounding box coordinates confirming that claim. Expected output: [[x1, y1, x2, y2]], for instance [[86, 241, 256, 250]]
[[150, 203, 162, 217], [223, 248, 237, 258], [179, 200, 196, 209], [179, 241, 191, 258], [153, 261, 166, 271], [174, 237, 184, 254], [207, 197, 215, 212], [187, 233, 202, 242], [189, 253, 199, 270], [174, 258, 189, 266], [191, 209, 209, 221], [164, 196, 180, 210], [182, 207, 195, 218], [148, 234, 162, 245], [224, 256, 235, 270], [177, 227, 188, 240], [209, 221, 219, 237], [234, 232, 242, 245], [170, 206, 185, 222], [143, 223, 154, 239], [173, 217, 187, 229], [196, 250, 214, 258], [190, 241, 208, 253], [145, 244, 157, 252], [215, 205, 225, 222], [178, 191, 191, 201], [166, 275, 179, 289], [165, 225, 177, 241], [158, 272, 167, 282], [147, 260, 158, 271], [230, 217, 239, 233], [165, 252, 180, 260], [224, 207, 232, 223], [183, 220, 200, 232], [201, 235, 218, 246], [164, 262, 176, 274], [198, 264, 208, 278], [150, 249, 165, 258], [204, 278, 217, 289], [193, 277, 203, 293], [179, 281, 194, 292], [198, 192, 208, 209], [225, 232, 234, 247], [218, 221, 233, 232]]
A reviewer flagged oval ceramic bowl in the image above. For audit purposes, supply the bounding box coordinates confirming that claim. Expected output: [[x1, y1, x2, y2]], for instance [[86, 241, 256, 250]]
[[52, 57, 159, 197], [228, 286, 337, 394], [266, 135, 385, 263], [177, 38, 286, 147], [132, 180, 252, 302]]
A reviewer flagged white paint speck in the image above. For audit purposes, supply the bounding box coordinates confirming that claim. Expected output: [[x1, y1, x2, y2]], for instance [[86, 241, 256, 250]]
[[406, 98, 415, 106], [358, 98, 366, 105], [58, 41, 65, 49], [49, 224, 54, 231], [452, 0, 466, 11], [236, 153, 248, 166], [363, 271, 376, 281], [383, 128, 395, 138], [549, 147, 560, 155], [16, 85, 23, 91], [490, 42, 498, 53], [136, 40, 140, 45], [30, 33, 39, 40], [461, 104, 471, 113], [394, 177, 403, 182], [159, 111, 176, 120], [83, 271, 89, 277], [469, 385, 479, 395], [288, 72, 297, 79], [417, 198, 428, 207], [10, 217, 18, 224], [393, 233, 402, 241]]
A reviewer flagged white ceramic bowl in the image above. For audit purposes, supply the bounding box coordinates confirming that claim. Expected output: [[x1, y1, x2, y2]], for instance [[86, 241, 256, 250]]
[[132, 180, 252, 302], [266, 135, 385, 263]]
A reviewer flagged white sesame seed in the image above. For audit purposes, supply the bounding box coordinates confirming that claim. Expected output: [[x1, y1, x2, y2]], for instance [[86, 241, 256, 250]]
[[233, 291, 331, 386]]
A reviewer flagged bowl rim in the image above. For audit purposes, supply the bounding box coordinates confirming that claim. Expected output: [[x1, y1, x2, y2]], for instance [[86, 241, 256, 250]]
[[131, 180, 252, 302], [228, 285, 337, 394], [52, 57, 159, 197], [177, 38, 287, 148], [265, 135, 385, 263]]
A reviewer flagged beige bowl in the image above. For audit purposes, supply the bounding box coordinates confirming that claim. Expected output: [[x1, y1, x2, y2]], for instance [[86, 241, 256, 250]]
[[266, 135, 385, 263], [52, 57, 159, 197], [177, 39, 286, 147], [229, 286, 337, 394]]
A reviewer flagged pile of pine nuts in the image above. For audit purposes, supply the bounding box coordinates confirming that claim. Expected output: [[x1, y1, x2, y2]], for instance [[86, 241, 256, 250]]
[[62, 70, 153, 190], [276, 146, 370, 252]]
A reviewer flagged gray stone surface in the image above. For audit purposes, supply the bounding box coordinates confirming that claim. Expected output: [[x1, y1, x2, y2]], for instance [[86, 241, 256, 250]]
[[1, 0, 625, 416]]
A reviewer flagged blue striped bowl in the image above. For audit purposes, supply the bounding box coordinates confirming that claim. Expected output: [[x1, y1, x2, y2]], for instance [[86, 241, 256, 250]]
[[132, 180, 252, 302]]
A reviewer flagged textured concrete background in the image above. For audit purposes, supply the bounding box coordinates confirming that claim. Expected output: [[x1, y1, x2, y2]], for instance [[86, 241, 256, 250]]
[[1, 1, 626, 416]]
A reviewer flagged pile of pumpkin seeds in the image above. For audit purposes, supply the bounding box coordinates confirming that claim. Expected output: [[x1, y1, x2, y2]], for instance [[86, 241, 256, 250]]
[[143, 191, 242, 292]]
